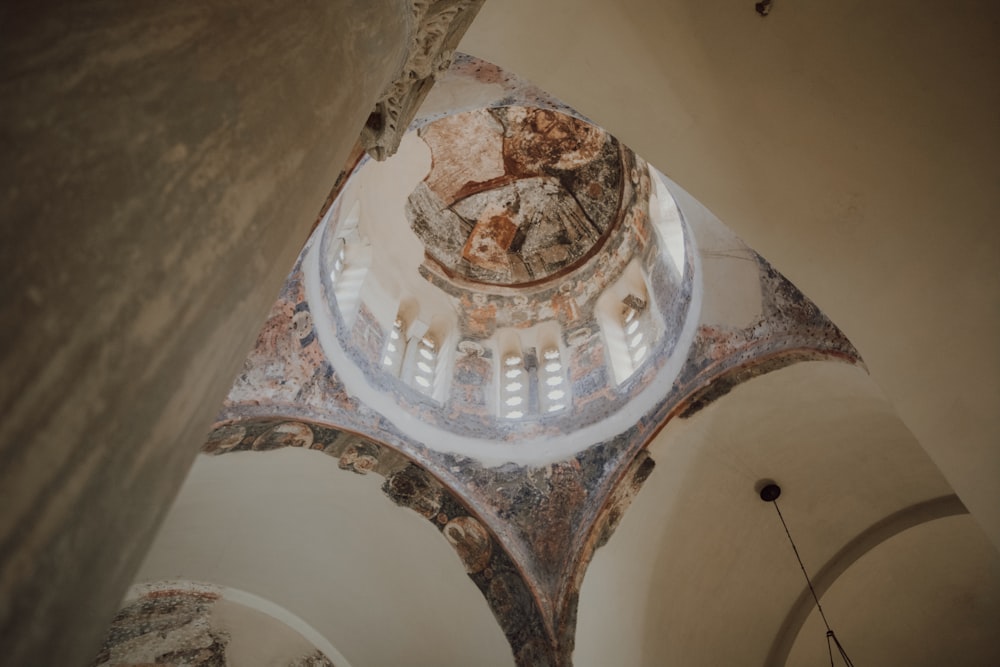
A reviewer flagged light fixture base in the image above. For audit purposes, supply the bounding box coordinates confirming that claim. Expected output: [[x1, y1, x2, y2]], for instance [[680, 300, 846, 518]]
[[758, 482, 781, 502]]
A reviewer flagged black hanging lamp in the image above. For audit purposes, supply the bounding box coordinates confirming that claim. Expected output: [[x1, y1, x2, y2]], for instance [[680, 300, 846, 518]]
[[759, 482, 855, 667]]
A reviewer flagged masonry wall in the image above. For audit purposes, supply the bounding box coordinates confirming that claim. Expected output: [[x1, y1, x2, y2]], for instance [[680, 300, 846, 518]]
[[0, 2, 409, 664]]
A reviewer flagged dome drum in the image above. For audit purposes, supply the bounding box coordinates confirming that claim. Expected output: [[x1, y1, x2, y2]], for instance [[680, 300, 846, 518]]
[[310, 110, 697, 454]]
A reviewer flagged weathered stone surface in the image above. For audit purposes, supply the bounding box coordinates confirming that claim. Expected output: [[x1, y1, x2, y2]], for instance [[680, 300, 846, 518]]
[[0, 2, 409, 665], [361, 0, 486, 161]]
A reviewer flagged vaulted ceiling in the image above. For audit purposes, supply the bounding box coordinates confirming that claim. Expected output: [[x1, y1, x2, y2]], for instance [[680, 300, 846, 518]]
[[124, 26, 1000, 666]]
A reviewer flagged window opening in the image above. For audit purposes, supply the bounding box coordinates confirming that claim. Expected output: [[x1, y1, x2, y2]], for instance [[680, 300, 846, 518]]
[[329, 238, 347, 285], [651, 170, 686, 276], [501, 353, 529, 419], [382, 317, 406, 375], [622, 294, 650, 367], [412, 335, 438, 394], [539, 347, 568, 413], [326, 200, 370, 325]]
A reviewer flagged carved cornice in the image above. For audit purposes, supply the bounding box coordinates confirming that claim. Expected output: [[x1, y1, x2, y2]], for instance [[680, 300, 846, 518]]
[[361, 0, 485, 161]]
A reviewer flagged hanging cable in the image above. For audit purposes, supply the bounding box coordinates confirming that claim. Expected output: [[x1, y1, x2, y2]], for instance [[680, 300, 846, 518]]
[[760, 482, 855, 667], [827, 629, 854, 667]]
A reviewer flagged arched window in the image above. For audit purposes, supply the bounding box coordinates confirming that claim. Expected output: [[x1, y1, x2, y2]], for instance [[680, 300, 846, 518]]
[[412, 335, 438, 395], [329, 238, 347, 284], [596, 260, 658, 385], [382, 317, 406, 376], [500, 353, 529, 419], [622, 294, 651, 368], [327, 200, 371, 325], [650, 170, 686, 277], [539, 347, 568, 413], [382, 310, 451, 401]]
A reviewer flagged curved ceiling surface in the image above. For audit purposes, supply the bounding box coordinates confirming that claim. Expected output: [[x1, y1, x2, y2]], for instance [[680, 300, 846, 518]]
[[410, 106, 625, 287], [126, 51, 985, 667], [308, 93, 700, 464]]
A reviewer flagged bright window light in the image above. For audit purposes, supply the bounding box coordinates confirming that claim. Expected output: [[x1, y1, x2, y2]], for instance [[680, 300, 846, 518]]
[[501, 350, 529, 418], [382, 318, 406, 375], [539, 347, 569, 414]]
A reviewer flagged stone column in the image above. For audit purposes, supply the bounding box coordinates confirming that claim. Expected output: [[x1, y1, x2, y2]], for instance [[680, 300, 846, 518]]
[[0, 2, 409, 664]]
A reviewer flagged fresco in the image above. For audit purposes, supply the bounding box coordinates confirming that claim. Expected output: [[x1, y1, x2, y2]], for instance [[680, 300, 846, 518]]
[[203, 418, 556, 665], [410, 106, 624, 286], [195, 55, 864, 667], [316, 137, 693, 446], [93, 583, 335, 667]]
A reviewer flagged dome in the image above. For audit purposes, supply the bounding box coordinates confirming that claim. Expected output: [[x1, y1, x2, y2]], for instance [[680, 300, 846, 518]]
[[410, 106, 624, 287], [305, 105, 699, 465]]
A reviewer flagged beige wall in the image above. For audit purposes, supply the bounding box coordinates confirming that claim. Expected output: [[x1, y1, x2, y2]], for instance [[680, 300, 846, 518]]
[[460, 0, 1000, 548], [576, 361, 991, 665], [135, 450, 513, 667]]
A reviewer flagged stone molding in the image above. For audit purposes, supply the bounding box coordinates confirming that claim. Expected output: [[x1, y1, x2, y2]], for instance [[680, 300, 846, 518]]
[[361, 0, 485, 161]]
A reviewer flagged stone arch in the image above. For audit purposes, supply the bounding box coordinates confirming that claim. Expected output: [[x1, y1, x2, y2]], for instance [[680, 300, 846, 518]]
[[203, 416, 558, 665]]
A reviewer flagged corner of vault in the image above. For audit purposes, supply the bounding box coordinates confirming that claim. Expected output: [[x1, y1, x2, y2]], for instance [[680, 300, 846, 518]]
[[133, 53, 869, 667]]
